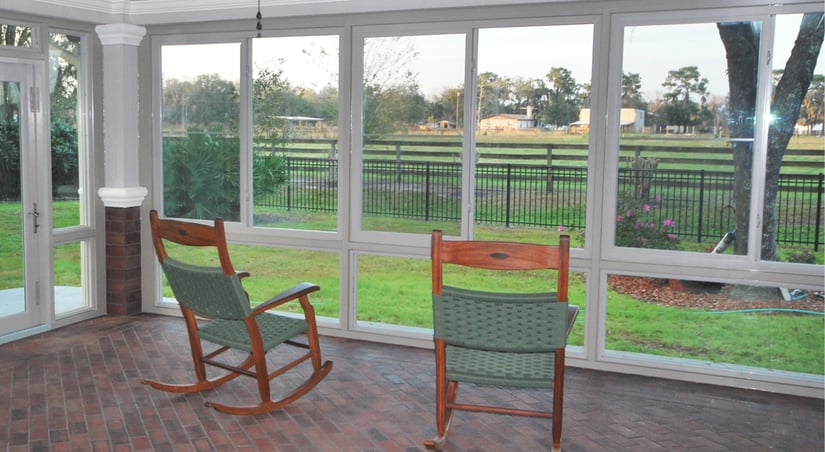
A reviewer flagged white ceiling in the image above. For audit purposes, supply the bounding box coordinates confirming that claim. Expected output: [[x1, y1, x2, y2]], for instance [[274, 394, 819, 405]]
[[8, 0, 562, 25]]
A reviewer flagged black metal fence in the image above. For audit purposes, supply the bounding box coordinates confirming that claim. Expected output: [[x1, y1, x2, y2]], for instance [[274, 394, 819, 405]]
[[258, 157, 824, 250]]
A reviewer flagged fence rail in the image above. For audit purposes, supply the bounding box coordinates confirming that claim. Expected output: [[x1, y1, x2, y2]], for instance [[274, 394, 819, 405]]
[[258, 157, 824, 250], [268, 137, 824, 171]]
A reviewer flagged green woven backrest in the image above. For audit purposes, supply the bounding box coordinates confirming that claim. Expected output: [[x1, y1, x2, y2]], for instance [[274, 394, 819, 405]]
[[433, 285, 568, 352], [162, 257, 252, 320]]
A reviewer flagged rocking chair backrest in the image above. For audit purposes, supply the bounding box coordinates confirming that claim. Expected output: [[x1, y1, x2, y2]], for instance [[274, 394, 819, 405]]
[[161, 257, 252, 320], [431, 231, 572, 353], [149, 209, 251, 320]]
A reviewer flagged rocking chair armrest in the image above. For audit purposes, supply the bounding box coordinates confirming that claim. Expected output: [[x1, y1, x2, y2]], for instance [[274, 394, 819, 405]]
[[251, 282, 321, 315]]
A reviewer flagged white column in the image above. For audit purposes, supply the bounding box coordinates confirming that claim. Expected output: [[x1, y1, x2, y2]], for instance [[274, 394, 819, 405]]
[[95, 23, 148, 207]]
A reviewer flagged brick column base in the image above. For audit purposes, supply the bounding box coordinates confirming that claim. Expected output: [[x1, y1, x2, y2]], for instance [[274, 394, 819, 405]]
[[105, 206, 142, 315]]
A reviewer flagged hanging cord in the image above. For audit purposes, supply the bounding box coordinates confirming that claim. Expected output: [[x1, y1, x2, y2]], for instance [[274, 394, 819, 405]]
[[256, 0, 262, 38]]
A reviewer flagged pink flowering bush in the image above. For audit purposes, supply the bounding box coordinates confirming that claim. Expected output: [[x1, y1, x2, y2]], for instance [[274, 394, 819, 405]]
[[614, 195, 680, 250]]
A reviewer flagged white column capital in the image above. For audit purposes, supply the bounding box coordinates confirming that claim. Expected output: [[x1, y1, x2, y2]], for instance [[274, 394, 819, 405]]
[[95, 23, 146, 46], [98, 187, 149, 208]]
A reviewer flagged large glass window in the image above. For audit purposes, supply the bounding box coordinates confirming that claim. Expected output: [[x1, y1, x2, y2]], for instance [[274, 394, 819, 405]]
[[355, 254, 430, 329], [50, 32, 84, 226], [617, 22, 749, 254], [476, 24, 593, 243], [762, 14, 824, 264], [606, 12, 824, 382], [605, 273, 823, 375], [50, 31, 94, 316], [251, 35, 339, 231], [160, 43, 241, 221], [359, 33, 466, 236]]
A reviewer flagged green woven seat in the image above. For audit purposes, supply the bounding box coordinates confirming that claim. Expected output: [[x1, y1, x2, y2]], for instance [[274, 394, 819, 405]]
[[424, 231, 577, 451], [142, 210, 332, 416]]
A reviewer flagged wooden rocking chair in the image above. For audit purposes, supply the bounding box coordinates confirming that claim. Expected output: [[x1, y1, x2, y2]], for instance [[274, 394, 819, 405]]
[[143, 209, 332, 415], [424, 230, 578, 450]]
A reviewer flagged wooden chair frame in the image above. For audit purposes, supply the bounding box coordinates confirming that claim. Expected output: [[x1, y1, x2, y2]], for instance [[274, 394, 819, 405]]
[[143, 210, 332, 415], [424, 230, 578, 451]]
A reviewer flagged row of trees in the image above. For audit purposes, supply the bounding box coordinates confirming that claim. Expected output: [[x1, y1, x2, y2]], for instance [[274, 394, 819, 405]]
[[163, 63, 824, 139]]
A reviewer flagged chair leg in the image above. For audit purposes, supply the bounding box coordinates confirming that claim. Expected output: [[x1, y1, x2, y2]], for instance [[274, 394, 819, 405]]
[[425, 342, 456, 449], [552, 349, 565, 452], [424, 380, 457, 449]]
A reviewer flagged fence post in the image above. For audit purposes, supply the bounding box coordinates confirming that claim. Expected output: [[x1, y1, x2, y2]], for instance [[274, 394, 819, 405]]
[[546, 144, 554, 193], [328, 142, 337, 184], [816, 173, 823, 252], [425, 162, 431, 222], [395, 143, 402, 185], [506, 164, 512, 228], [286, 157, 292, 211], [697, 170, 705, 243]]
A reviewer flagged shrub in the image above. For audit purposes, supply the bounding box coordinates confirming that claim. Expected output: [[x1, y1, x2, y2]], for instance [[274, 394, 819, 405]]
[[615, 194, 680, 250], [163, 129, 288, 220]]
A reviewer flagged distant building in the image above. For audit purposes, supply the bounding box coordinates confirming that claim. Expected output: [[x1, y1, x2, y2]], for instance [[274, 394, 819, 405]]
[[570, 108, 646, 134], [434, 119, 456, 129], [479, 105, 537, 130]]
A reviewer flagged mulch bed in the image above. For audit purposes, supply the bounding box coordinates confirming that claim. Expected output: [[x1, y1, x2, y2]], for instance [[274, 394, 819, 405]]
[[607, 275, 824, 313]]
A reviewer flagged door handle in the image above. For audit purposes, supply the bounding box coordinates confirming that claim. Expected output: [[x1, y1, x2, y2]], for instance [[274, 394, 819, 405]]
[[28, 202, 39, 233]]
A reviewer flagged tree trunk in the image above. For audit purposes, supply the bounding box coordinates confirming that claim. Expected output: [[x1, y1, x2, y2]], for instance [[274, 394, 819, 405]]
[[718, 14, 824, 259], [762, 14, 824, 261], [717, 22, 759, 255]]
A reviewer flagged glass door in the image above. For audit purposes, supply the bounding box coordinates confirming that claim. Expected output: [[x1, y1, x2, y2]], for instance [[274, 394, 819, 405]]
[[0, 62, 44, 337]]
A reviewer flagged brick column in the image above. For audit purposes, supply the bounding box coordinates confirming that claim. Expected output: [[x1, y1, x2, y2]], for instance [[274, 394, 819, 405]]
[[105, 206, 142, 315]]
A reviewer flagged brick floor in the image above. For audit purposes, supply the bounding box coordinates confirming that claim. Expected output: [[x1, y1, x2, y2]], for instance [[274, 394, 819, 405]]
[[0, 314, 822, 451]]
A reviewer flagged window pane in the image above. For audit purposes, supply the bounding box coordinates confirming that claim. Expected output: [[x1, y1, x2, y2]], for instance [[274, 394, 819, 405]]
[[54, 241, 90, 316], [763, 14, 825, 264], [161, 43, 241, 221], [605, 273, 824, 375], [476, 24, 592, 242], [252, 35, 339, 231], [618, 22, 754, 254], [0, 23, 32, 48], [361, 34, 465, 235], [355, 254, 431, 328], [49, 32, 83, 228]]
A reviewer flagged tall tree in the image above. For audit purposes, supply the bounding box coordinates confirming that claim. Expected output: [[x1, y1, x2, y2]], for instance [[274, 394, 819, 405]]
[[622, 72, 644, 108], [476, 71, 511, 122], [661, 66, 709, 132], [48, 34, 81, 123], [802, 74, 824, 134], [544, 67, 580, 127], [187, 74, 240, 131], [718, 13, 824, 259]]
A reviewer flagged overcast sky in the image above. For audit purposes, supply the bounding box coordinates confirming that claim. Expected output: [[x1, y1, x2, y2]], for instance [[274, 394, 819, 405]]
[[162, 15, 823, 102]]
